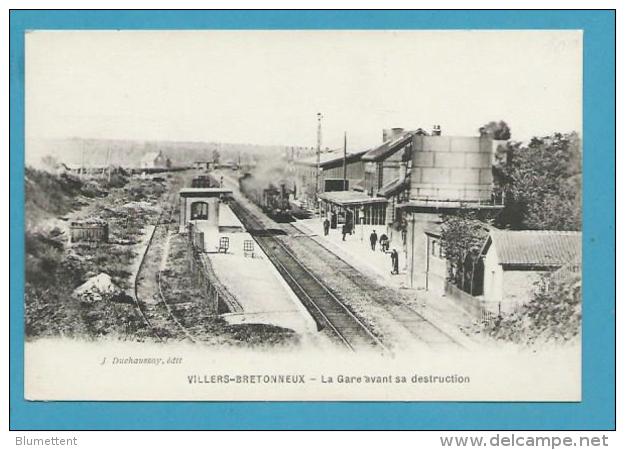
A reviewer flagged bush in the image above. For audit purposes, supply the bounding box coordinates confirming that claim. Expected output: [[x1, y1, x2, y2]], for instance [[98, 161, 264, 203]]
[[487, 271, 581, 345], [100, 171, 129, 189]]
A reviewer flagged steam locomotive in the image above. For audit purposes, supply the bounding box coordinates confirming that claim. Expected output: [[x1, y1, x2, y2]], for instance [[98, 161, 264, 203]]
[[238, 173, 294, 223]]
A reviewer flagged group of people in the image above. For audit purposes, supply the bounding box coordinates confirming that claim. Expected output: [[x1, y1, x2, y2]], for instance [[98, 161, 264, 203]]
[[323, 217, 354, 241], [368, 229, 389, 252], [322, 217, 399, 275], [369, 230, 399, 275]]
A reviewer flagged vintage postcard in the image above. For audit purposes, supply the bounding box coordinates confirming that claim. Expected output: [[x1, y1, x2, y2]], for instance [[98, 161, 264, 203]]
[[23, 30, 582, 401]]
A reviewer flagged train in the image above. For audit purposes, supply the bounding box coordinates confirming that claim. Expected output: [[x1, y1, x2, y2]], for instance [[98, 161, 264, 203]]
[[191, 175, 218, 188], [238, 173, 315, 223], [238, 173, 293, 222]]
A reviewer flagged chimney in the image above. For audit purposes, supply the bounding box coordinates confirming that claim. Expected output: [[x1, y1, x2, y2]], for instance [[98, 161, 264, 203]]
[[383, 128, 405, 142], [432, 125, 442, 136]]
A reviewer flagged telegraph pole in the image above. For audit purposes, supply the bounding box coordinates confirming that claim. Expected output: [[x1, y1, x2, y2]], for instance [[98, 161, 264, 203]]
[[315, 112, 323, 214], [342, 131, 347, 191], [106, 145, 112, 182], [80, 141, 85, 179]]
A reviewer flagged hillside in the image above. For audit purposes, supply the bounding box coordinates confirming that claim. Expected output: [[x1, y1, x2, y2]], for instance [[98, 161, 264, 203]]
[[25, 168, 92, 229], [27, 137, 287, 169]]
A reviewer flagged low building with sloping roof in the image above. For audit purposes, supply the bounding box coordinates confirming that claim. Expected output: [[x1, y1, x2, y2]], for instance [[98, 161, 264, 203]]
[[480, 230, 582, 314], [318, 190, 388, 227]]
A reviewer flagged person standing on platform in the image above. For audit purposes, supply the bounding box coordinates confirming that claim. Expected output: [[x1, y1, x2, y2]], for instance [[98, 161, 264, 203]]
[[379, 233, 389, 252], [323, 218, 330, 236], [390, 248, 399, 274], [369, 230, 378, 250], [342, 223, 348, 241]]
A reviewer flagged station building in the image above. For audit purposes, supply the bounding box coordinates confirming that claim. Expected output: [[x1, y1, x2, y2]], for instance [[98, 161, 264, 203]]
[[290, 129, 507, 296], [360, 128, 416, 228], [178, 187, 234, 250], [291, 149, 367, 211]]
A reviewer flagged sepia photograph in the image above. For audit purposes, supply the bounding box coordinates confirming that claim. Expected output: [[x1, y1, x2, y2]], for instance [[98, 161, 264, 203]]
[[23, 29, 583, 401]]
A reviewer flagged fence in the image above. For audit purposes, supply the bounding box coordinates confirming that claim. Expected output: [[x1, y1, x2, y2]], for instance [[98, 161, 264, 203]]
[[186, 225, 243, 315], [70, 221, 109, 244], [444, 282, 498, 325]]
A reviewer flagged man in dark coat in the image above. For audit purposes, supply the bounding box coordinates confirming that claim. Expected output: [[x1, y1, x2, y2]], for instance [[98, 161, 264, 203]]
[[342, 223, 348, 241], [369, 230, 378, 250], [323, 218, 330, 236], [390, 248, 399, 275]]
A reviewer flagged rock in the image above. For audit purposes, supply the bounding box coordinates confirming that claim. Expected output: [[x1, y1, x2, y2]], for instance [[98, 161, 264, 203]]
[[122, 201, 154, 210], [73, 273, 121, 303]]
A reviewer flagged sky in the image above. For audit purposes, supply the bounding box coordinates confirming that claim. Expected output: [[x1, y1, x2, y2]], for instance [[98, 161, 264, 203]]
[[25, 30, 582, 162]]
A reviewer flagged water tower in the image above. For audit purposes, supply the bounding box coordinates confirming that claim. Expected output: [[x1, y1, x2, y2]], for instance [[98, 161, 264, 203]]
[[399, 134, 504, 289]]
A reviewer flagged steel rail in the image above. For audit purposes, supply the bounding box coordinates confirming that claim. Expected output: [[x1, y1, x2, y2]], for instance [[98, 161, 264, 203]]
[[229, 199, 387, 352], [281, 222, 466, 349], [133, 201, 198, 343], [132, 216, 164, 343]]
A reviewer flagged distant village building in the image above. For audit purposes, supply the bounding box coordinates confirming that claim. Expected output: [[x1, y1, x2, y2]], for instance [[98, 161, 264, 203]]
[[193, 161, 214, 171], [140, 150, 170, 170]]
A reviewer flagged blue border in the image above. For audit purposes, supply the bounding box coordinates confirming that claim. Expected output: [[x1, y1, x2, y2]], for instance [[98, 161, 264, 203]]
[[9, 10, 615, 430]]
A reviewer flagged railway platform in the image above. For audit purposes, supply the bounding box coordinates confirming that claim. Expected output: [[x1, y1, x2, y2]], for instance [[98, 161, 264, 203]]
[[291, 218, 478, 349], [200, 204, 318, 336], [294, 218, 408, 289]]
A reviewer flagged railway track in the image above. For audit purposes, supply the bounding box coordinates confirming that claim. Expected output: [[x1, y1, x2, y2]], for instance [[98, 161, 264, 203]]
[[220, 171, 464, 350], [229, 200, 387, 353], [280, 225, 465, 350], [133, 192, 197, 344]]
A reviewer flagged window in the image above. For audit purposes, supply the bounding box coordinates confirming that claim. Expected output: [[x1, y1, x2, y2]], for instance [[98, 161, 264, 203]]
[[430, 238, 445, 259], [191, 201, 209, 220]]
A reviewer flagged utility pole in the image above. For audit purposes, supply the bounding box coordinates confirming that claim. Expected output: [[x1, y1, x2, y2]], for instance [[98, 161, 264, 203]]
[[342, 131, 347, 191], [106, 145, 112, 182], [315, 112, 323, 214], [80, 141, 85, 179], [410, 214, 416, 289]]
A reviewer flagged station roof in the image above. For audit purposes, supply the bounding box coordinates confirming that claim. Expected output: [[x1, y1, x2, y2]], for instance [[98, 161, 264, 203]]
[[362, 133, 413, 162], [319, 190, 388, 206], [397, 200, 504, 211], [294, 150, 368, 169], [377, 177, 409, 198], [483, 230, 581, 268], [179, 187, 232, 197], [423, 223, 443, 236]]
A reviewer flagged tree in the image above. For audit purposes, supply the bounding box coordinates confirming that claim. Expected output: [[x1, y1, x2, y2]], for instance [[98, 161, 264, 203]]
[[479, 120, 511, 140], [211, 149, 221, 165], [41, 155, 59, 171], [494, 132, 581, 231], [440, 211, 489, 287]]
